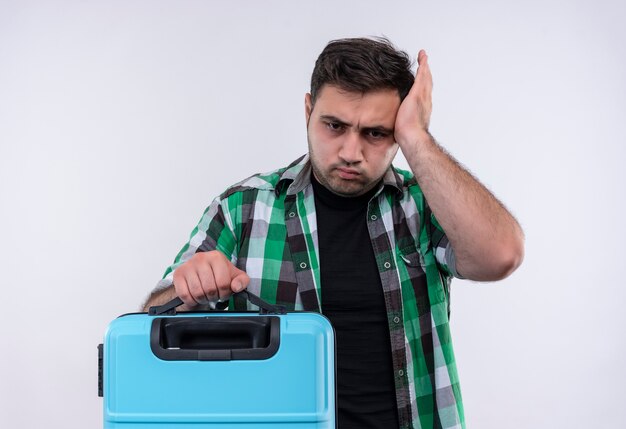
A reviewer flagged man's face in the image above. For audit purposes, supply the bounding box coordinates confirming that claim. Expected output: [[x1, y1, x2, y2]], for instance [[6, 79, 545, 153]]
[[305, 85, 401, 197]]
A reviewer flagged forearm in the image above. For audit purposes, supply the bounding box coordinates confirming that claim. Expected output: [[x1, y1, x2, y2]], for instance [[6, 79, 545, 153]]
[[400, 131, 524, 280], [142, 285, 176, 312], [141, 285, 199, 312]]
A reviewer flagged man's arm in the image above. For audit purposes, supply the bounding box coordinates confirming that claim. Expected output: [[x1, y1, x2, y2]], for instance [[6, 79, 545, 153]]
[[142, 284, 183, 312], [142, 250, 250, 311], [394, 50, 524, 281], [142, 196, 250, 312]]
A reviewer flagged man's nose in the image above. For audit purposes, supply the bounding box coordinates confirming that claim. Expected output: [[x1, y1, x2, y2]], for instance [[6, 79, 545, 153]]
[[338, 130, 363, 164]]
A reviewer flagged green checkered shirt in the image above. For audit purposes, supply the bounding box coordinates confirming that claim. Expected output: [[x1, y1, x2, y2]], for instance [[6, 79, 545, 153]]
[[157, 155, 465, 429]]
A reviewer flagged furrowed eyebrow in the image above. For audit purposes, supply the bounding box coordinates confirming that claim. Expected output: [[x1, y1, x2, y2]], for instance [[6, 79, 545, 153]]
[[320, 115, 350, 126]]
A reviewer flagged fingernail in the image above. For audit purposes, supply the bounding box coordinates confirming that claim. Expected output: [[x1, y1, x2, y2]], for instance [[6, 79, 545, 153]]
[[233, 281, 242, 293]]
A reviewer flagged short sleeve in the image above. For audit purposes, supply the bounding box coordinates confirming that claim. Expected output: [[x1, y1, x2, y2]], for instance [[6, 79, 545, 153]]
[[429, 212, 464, 279]]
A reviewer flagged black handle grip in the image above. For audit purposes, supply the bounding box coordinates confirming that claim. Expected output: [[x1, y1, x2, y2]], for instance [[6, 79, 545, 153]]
[[150, 315, 281, 361], [148, 297, 184, 315], [148, 290, 286, 315], [238, 290, 287, 314]]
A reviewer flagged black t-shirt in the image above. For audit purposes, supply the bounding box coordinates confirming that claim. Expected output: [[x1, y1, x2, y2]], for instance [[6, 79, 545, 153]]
[[312, 174, 399, 429]]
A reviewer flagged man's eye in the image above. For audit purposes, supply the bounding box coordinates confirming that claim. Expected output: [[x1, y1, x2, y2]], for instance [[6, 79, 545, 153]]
[[368, 130, 388, 139], [326, 122, 343, 131]]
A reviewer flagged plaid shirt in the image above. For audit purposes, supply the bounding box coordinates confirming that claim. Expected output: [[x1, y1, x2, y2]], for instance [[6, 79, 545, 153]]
[[156, 155, 465, 429]]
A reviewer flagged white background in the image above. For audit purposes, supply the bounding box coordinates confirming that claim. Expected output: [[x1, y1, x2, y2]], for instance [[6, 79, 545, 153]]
[[1, 0, 625, 427]]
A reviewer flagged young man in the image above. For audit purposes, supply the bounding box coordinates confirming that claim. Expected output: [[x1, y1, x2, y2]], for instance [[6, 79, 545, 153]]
[[144, 37, 524, 429]]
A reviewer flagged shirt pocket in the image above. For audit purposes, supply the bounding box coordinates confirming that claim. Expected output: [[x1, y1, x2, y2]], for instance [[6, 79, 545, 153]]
[[398, 246, 426, 270]]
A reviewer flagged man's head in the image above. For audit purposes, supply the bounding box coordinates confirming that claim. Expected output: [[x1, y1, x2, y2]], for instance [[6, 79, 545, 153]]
[[309, 37, 415, 106], [305, 37, 415, 197]]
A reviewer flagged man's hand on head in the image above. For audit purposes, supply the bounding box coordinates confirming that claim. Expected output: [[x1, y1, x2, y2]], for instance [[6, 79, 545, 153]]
[[394, 49, 433, 149], [173, 250, 250, 309]]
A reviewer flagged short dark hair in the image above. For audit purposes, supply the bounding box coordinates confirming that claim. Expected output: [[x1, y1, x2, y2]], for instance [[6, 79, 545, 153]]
[[310, 37, 415, 104]]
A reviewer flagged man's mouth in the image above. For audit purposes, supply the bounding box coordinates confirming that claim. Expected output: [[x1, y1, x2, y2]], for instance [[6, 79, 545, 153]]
[[336, 167, 361, 180]]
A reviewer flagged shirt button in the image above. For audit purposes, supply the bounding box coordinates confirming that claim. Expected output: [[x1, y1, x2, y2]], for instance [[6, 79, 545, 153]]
[[393, 316, 400, 324], [370, 214, 377, 221], [398, 369, 404, 377], [384, 261, 391, 269], [300, 262, 307, 269], [289, 212, 296, 218]]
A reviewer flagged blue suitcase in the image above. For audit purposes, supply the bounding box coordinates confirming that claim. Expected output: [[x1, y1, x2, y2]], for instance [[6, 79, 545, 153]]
[[98, 292, 336, 428]]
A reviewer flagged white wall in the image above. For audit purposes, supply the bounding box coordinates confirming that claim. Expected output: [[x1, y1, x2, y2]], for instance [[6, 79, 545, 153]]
[[1, 0, 624, 427]]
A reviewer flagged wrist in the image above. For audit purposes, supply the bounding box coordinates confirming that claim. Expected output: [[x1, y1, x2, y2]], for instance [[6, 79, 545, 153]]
[[396, 128, 433, 150]]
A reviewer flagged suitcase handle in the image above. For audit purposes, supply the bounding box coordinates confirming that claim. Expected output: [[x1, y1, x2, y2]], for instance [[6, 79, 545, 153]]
[[148, 290, 286, 315], [150, 315, 281, 361]]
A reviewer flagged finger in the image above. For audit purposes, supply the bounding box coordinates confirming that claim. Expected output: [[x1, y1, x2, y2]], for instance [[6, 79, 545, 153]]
[[186, 269, 210, 305], [210, 258, 234, 301], [417, 49, 428, 65], [415, 51, 432, 93], [407, 53, 428, 96], [230, 265, 250, 293], [417, 53, 431, 77], [197, 262, 219, 302], [416, 50, 430, 75], [173, 269, 199, 307]]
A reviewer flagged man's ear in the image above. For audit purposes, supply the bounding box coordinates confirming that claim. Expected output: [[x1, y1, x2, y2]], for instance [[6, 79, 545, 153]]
[[304, 93, 313, 125]]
